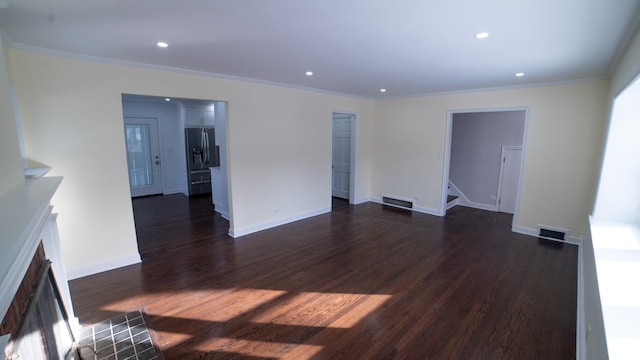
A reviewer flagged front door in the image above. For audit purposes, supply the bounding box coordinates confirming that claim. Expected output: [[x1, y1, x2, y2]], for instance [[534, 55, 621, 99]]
[[332, 115, 351, 199], [124, 117, 163, 197]]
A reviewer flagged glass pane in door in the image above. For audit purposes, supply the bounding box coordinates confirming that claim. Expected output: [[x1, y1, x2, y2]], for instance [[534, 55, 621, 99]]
[[124, 124, 154, 187]]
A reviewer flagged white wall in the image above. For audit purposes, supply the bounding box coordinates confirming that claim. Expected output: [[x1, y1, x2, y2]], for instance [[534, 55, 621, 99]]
[[593, 79, 640, 223], [610, 28, 640, 98], [450, 111, 525, 206], [372, 80, 609, 239], [122, 99, 184, 194], [0, 33, 25, 196], [581, 25, 640, 360], [9, 48, 374, 278]]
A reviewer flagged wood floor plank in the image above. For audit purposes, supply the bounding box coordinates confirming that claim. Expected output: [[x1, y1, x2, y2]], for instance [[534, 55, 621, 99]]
[[69, 194, 577, 359]]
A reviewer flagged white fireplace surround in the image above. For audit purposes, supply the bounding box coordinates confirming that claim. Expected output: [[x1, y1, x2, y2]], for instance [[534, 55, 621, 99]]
[[0, 176, 77, 355]]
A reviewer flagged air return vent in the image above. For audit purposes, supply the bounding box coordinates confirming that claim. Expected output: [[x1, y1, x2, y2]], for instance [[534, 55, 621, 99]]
[[537, 226, 567, 241], [382, 196, 414, 209]]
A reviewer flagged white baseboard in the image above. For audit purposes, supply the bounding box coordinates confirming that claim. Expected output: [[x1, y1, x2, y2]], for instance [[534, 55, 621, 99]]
[[163, 188, 183, 195], [215, 208, 230, 220], [512, 225, 583, 245], [576, 242, 585, 360], [354, 197, 374, 205], [371, 197, 442, 216], [66, 253, 142, 280], [457, 201, 497, 212], [229, 207, 331, 238], [414, 205, 444, 216]]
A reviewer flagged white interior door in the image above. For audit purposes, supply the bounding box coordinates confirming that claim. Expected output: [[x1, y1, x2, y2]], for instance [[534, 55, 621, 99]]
[[497, 146, 522, 214], [124, 117, 163, 197], [332, 115, 351, 199]]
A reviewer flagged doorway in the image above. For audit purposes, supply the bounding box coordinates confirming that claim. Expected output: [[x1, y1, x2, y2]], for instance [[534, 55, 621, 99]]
[[442, 109, 527, 224], [331, 112, 356, 204], [124, 117, 163, 197]]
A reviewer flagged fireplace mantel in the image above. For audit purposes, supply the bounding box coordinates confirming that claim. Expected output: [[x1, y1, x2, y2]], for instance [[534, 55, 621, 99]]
[[0, 176, 63, 327]]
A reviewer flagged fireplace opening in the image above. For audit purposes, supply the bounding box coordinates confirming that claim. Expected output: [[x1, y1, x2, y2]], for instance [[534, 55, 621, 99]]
[[4, 260, 79, 360]]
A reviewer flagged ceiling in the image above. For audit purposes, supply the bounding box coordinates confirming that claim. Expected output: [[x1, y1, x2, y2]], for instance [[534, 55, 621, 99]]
[[1, 0, 639, 99]]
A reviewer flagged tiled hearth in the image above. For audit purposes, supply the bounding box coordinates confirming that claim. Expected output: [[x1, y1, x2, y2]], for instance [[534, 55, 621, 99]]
[[78, 310, 158, 360]]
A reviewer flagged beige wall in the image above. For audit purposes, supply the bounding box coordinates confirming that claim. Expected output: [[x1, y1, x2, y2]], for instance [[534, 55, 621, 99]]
[[0, 34, 25, 196], [373, 80, 610, 239], [9, 49, 373, 278]]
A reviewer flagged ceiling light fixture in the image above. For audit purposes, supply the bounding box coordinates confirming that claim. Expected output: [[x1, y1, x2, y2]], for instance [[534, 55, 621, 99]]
[[305, 71, 313, 76], [515, 72, 525, 77], [380, 89, 387, 93], [164, 98, 171, 102], [475, 32, 489, 39], [156, 41, 169, 48]]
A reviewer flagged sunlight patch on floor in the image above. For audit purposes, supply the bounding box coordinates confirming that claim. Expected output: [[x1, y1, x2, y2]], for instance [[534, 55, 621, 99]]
[[102, 288, 288, 322], [251, 292, 392, 328], [196, 339, 324, 360]]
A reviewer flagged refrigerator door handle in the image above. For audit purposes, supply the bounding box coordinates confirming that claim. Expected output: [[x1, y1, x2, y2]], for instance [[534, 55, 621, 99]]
[[201, 128, 210, 165]]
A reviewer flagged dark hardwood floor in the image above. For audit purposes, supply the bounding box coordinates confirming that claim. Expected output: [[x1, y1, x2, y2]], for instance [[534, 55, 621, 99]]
[[69, 194, 577, 359]]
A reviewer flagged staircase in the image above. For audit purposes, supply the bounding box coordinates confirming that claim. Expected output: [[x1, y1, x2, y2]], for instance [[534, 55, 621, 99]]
[[446, 194, 458, 210]]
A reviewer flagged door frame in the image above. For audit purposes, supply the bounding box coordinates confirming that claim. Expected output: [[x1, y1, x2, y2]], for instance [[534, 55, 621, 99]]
[[123, 116, 165, 197], [441, 107, 529, 229], [331, 111, 358, 204], [496, 146, 523, 212]]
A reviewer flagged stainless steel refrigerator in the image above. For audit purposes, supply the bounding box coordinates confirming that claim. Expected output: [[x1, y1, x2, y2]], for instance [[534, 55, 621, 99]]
[[185, 128, 219, 195]]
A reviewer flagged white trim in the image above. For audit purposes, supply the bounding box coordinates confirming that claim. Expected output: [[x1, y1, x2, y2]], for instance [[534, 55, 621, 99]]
[[66, 254, 142, 280], [163, 188, 183, 195], [440, 115, 454, 214], [378, 77, 608, 101], [354, 197, 374, 205], [229, 207, 331, 238], [371, 197, 441, 216], [0, 177, 62, 322], [457, 201, 497, 212], [215, 208, 230, 220], [576, 241, 585, 360], [511, 225, 583, 246], [414, 205, 443, 216], [10, 43, 609, 102], [10, 43, 369, 101]]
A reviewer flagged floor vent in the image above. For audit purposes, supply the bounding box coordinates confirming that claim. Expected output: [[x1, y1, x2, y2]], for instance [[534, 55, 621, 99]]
[[538, 228, 566, 241], [382, 196, 413, 209]]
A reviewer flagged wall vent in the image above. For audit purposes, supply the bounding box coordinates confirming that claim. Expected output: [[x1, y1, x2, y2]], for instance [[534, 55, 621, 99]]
[[538, 227, 566, 241], [382, 196, 414, 209]]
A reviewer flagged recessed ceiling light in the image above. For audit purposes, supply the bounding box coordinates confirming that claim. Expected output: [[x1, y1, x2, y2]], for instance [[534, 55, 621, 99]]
[[156, 41, 169, 48], [515, 72, 525, 77], [475, 32, 489, 39], [380, 89, 387, 93], [305, 71, 313, 76], [164, 98, 171, 102]]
